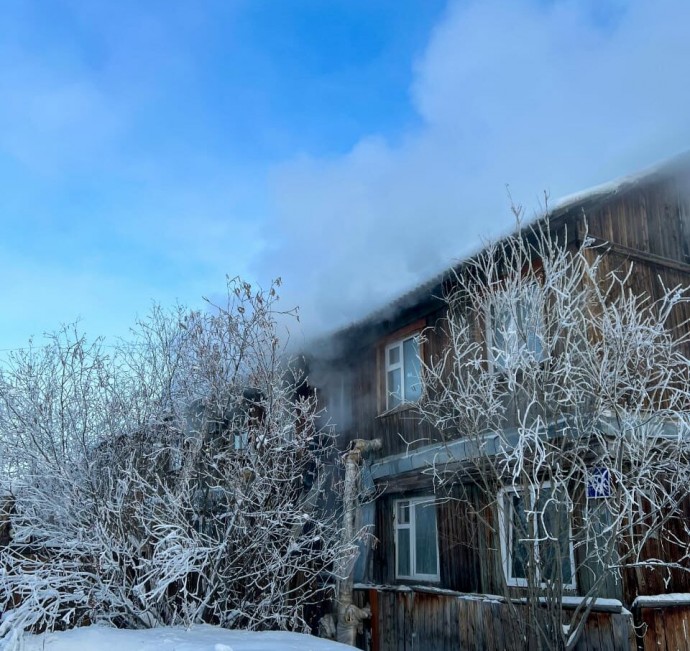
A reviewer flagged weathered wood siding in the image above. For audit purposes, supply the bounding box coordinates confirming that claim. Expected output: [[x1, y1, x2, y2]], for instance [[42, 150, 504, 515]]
[[354, 587, 636, 651], [436, 495, 483, 594], [575, 173, 690, 360], [580, 175, 690, 265], [621, 496, 690, 604], [637, 604, 690, 651]]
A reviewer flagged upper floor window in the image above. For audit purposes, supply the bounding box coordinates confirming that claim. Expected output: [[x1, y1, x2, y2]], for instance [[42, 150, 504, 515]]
[[385, 336, 422, 410], [325, 373, 352, 431], [488, 283, 545, 371], [394, 496, 439, 581], [498, 483, 575, 589]]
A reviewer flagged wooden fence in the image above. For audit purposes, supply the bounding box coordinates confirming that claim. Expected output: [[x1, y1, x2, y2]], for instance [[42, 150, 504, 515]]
[[635, 597, 690, 651], [354, 586, 637, 651]]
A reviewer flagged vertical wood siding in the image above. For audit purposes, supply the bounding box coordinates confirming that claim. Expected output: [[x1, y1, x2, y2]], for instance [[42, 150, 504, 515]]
[[354, 587, 637, 651], [637, 604, 690, 651]]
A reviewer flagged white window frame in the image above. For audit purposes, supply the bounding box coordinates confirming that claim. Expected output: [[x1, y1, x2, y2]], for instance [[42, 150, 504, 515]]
[[498, 482, 576, 589], [393, 496, 440, 582], [385, 335, 422, 410], [487, 283, 545, 372]]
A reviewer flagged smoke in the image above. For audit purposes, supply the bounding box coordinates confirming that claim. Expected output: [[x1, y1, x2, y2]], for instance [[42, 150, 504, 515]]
[[255, 0, 690, 341]]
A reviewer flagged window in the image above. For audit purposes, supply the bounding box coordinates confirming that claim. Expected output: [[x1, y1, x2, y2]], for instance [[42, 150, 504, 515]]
[[394, 497, 439, 581], [326, 373, 351, 431], [498, 483, 575, 588], [385, 335, 422, 409], [488, 284, 544, 371], [234, 431, 249, 450]]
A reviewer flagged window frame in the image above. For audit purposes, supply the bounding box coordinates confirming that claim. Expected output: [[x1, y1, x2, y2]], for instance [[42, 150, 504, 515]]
[[497, 482, 576, 590], [486, 281, 545, 373], [384, 334, 422, 411], [393, 496, 440, 582]]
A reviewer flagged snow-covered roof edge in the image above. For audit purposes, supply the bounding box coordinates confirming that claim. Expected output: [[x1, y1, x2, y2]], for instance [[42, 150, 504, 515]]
[[633, 593, 690, 608], [551, 150, 690, 214]]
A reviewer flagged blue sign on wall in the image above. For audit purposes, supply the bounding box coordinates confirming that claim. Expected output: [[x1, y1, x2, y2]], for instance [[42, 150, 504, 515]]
[[587, 467, 611, 499]]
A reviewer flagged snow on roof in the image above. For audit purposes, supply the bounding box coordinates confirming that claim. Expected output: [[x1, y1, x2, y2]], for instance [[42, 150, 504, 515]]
[[551, 150, 690, 214], [548, 179, 623, 215], [18, 625, 354, 651]]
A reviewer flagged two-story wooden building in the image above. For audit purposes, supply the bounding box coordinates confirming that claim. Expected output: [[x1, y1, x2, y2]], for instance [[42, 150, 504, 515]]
[[310, 153, 690, 651]]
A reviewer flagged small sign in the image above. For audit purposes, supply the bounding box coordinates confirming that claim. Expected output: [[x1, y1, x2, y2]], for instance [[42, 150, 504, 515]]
[[587, 467, 611, 499]]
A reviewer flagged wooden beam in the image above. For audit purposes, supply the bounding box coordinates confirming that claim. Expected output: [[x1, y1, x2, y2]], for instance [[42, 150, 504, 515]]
[[590, 238, 690, 275]]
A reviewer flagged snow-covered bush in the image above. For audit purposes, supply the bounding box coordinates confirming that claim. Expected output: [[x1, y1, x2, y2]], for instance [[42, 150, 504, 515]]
[[0, 279, 353, 649]]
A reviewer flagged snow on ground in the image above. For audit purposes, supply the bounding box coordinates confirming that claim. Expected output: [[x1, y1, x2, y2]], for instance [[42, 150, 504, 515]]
[[17, 624, 355, 651]]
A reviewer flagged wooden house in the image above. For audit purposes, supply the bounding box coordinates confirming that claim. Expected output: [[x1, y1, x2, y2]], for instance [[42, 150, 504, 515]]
[[309, 153, 690, 651]]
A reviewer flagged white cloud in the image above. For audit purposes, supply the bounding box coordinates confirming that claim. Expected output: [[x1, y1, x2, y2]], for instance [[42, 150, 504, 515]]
[[259, 0, 690, 336]]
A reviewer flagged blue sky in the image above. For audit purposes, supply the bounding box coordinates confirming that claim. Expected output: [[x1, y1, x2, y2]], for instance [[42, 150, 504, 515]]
[[1, 0, 689, 350]]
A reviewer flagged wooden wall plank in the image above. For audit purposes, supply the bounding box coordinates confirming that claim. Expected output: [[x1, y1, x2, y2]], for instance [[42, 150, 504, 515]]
[[355, 588, 644, 651]]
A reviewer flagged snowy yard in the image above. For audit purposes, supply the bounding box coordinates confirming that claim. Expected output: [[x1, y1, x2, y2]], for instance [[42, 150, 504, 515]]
[[16, 625, 354, 651]]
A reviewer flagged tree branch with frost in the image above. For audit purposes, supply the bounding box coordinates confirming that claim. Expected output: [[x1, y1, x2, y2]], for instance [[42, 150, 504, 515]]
[[418, 219, 690, 651], [0, 278, 357, 649]]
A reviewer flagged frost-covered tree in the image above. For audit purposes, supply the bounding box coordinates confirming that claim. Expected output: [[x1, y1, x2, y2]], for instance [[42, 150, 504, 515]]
[[0, 279, 357, 650], [418, 221, 690, 650]]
